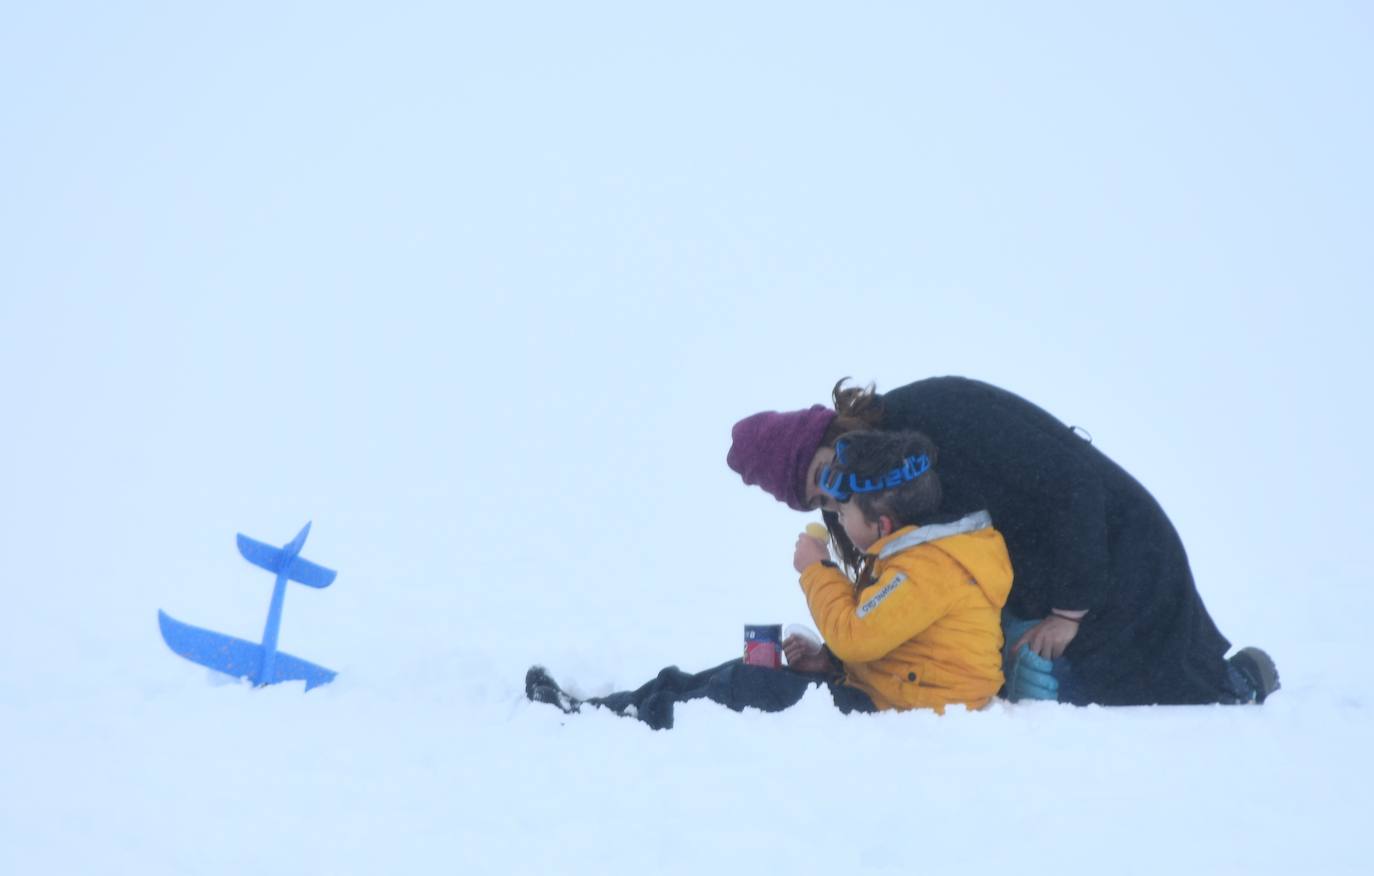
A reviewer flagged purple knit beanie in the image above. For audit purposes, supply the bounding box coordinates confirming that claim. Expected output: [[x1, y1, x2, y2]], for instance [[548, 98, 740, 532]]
[[727, 404, 837, 511]]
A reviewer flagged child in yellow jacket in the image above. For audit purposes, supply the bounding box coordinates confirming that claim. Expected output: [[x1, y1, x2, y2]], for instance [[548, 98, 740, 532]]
[[788, 429, 1013, 713], [526, 428, 1010, 729]]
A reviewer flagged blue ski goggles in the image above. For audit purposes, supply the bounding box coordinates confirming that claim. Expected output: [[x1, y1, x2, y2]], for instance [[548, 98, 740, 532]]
[[817, 441, 930, 502]]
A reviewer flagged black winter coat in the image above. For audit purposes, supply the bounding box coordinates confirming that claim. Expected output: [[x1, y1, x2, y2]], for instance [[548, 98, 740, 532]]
[[877, 377, 1233, 705]]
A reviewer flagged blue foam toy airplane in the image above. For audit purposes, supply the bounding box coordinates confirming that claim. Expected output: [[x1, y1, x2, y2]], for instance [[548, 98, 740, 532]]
[[158, 522, 338, 690]]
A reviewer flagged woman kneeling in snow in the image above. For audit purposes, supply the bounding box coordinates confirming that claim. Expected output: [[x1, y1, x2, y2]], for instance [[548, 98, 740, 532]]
[[730, 377, 1279, 707]]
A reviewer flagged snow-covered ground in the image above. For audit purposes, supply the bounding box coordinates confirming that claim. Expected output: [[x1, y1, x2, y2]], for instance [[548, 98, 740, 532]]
[[3, 5, 1372, 874]]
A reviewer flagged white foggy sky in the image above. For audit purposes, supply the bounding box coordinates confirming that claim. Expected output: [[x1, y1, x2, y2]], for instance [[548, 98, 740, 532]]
[[1, 3, 1370, 677]]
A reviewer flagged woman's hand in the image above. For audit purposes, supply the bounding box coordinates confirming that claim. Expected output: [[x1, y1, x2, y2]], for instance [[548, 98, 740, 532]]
[[1012, 612, 1084, 660], [793, 533, 829, 573], [784, 635, 831, 673]]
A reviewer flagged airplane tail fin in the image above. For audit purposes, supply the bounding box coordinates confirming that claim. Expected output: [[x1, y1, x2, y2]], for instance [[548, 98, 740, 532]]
[[236, 532, 337, 588]]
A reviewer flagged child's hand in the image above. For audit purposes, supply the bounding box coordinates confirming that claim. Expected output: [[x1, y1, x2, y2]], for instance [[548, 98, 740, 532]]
[[793, 533, 829, 573], [784, 635, 831, 673]]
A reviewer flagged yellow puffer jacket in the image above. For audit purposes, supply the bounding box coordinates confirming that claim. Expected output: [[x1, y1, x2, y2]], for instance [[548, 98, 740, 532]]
[[799, 511, 1013, 713]]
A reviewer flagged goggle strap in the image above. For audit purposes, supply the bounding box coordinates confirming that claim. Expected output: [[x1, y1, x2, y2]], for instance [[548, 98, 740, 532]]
[[817, 453, 930, 502]]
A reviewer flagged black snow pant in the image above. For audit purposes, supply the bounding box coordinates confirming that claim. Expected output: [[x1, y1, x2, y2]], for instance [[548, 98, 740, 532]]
[[586, 659, 877, 730]]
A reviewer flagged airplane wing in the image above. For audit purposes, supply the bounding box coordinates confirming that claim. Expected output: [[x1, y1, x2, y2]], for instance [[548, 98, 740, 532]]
[[159, 610, 263, 682], [266, 649, 338, 691]]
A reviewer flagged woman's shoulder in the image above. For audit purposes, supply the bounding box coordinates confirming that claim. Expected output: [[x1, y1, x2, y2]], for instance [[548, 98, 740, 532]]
[[881, 377, 1063, 429], [881, 375, 1006, 403], [878, 376, 1003, 428]]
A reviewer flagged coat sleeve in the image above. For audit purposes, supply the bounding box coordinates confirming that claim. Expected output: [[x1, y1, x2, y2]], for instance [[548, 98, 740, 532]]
[[882, 378, 1109, 611], [799, 558, 962, 664]]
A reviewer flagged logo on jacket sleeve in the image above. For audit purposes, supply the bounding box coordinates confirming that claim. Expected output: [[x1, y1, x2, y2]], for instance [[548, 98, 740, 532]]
[[857, 572, 908, 619]]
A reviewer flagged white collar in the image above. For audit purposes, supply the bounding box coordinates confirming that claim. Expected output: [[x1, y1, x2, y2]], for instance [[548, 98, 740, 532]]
[[876, 510, 993, 560]]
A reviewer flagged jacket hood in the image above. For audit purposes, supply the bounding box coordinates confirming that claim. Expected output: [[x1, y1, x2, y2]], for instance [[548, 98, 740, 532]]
[[867, 510, 1012, 608]]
